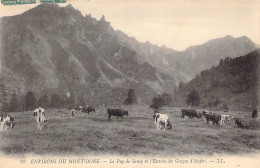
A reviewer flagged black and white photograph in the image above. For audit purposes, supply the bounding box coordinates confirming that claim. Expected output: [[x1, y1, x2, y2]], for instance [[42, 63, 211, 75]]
[[0, 0, 259, 167]]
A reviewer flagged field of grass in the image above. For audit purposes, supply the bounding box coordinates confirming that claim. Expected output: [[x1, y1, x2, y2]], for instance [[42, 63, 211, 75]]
[[0, 105, 259, 156]]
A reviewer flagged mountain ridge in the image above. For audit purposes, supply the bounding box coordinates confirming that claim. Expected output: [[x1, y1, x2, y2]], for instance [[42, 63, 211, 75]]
[[0, 4, 175, 106], [0, 4, 258, 107], [174, 49, 260, 111]]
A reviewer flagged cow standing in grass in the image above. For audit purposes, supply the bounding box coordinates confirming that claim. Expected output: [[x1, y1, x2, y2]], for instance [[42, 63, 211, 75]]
[[235, 119, 245, 129], [220, 115, 233, 124], [0, 114, 15, 132], [181, 109, 200, 119], [107, 108, 128, 121], [34, 107, 48, 130], [81, 107, 95, 114], [153, 112, 171, 130], [202, 111, 213, 121], [205, 113, 221, 125]]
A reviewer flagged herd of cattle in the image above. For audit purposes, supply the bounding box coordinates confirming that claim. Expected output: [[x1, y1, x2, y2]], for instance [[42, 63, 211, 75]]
[[0, 106, 258, 132], [180, 108, 258, 129]]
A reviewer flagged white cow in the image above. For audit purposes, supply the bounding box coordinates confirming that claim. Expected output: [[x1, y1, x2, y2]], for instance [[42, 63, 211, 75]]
[[0, 114, 14, 132], [220, 115, 233, 124], [153, 112, 170, 130], [34, 107, 48, 130]]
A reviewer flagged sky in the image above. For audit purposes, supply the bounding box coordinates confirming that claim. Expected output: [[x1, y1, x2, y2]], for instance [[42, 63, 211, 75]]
[[0, 0, 260, 51]]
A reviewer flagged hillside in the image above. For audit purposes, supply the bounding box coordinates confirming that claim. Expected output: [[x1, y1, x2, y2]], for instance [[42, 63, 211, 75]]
[[175, 49, 260, 111], [0, 4, 258, 108], [0, 4, 176, 106], [169, 35, 259, 77], [116, 32, 259, 83]]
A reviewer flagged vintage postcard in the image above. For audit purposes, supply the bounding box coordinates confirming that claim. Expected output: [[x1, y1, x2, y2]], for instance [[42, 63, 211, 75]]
[[0, 0, 259, 168]]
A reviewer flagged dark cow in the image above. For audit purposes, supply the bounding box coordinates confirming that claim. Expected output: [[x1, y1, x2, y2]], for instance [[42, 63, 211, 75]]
[[202, 111, 213, 118], [81, 107, 95, 114], [205, 113, 221, 125], [202, 111, 214, 121], [234, 119, 252, 129], [252, 109, 258, 119], [181, 109, 200, 119], [235, 119, 245, 129], [107, 108, 128, 121]]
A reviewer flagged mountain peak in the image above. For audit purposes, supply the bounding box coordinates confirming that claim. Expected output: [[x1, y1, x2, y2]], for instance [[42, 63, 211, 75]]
[[64, 4, 73, 9], [237, 36, 251, 41], [100, 15, 106, 22], [23, 3, 82, 17], [224, 35, 234, 39], [30, 3, 60, 12]]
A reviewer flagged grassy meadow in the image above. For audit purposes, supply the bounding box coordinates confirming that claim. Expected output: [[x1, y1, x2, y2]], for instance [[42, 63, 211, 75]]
[[0, 105, 259, 156]]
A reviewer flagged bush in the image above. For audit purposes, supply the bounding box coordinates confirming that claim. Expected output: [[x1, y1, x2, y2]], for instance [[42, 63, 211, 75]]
[[150, 93, 172, 109], [124, 89, 137, 105]]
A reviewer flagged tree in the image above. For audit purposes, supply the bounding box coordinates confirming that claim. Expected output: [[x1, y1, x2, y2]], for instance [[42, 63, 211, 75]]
[[178, 82, 184, 90], [150, 95, 164, 109], [65, 93, 75, 109], [219, 58, 224, 66], [213, 97, 221, 107], [150, 93, 173, 109], [38, 95, 49, 108], [50, 94, 60, 108], [78, 93, 86, 106], [123, 89, 137, 105], [25, 91, 37, 111], [0, 77, 8, 111], [161, 93, 172, 106], [7, 92, 19, 112], [222, 103, 229, 112], [186, 90, 200, 107]]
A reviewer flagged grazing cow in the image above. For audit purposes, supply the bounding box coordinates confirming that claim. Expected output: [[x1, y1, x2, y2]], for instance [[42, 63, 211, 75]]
[[181, 109, 200, 119], [153, 112, 170, 130], [81, 106, 95, 114], [234, 119, 252, 129], [252, 109, 258, 118], [107, 108, 128, 121], [235, 119, 245, 129], [34, 107, 48, 130], [220, 115, 233, 124], [205, 113, 221, 125], [202, 111, 214, 121], [0, 114, 14, 131]]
